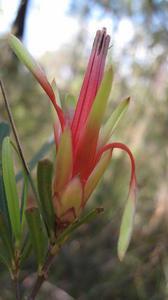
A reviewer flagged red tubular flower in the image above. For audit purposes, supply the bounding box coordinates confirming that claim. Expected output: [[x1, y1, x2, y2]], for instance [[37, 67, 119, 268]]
[[71, 29, 110, 146], [9, 28, 136, 259]]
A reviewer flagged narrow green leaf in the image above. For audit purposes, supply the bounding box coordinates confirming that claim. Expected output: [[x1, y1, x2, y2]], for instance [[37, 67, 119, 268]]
[[118, 190, 136, 261], [25, 207, 46, 272], [0, 213, 14, 259], [2, 137, 21, 244], [0, 122, 10, 220], [98, 97, 130, 149], [37, 159, 55, 240]]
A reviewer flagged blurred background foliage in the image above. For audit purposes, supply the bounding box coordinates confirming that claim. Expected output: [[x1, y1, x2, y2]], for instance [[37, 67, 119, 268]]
[[0, 0, 168, 299]]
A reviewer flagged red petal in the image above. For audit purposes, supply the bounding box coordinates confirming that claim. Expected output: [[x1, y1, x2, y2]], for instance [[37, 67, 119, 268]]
[[71, 29, 110, 147]]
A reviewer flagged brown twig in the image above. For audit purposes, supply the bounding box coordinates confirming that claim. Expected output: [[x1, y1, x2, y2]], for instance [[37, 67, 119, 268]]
[[0, 78, 30, 175], [27, 251, 54, 300], [27, 235, 68, 299]]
